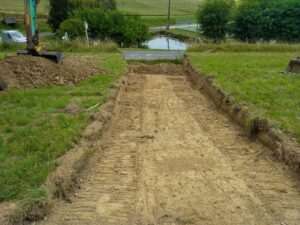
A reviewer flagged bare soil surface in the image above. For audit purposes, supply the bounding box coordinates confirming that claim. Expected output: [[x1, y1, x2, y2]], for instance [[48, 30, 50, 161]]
[[129, 63, 185, 76], [0, 202, 16, 225], [35, 69, 300, 225], [0, 55, 103, 90]]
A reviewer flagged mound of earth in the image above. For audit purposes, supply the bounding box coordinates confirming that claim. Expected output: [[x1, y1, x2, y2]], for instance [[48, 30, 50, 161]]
[[129, 63, 185, 75], [0, 55, 104, 90]]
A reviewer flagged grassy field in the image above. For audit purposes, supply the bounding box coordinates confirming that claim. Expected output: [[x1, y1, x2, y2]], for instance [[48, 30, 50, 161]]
[[0, 52, 126, 202], [188, 42, 300, 53], [0, 0, 49, 14], [0, 0, 201, 15], [118, 0, 201, 15], [142, 15, 196, 27], [187, 51, 300, 142], [169, 28, 199, 38]]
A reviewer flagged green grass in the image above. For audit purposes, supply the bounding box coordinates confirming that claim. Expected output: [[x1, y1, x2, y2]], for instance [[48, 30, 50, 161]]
[[188, 51, 300, 142], [0, 42, 25, 52], [117, 0, 200, 15], [0, 53, 126, 202], [188, 42, 300, 52], [0, 0, 201, 16], [142, 15, 195, 27], [0, 0, 48, 14], [0, 40, 118, 56], [168, 28, 199, 38], [46, 40, 119, 53]]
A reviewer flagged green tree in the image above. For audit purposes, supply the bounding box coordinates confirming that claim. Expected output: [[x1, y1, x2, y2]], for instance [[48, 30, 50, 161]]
[[48, 0, 74, 31], [57, 18, 85, 39], [233, 0, 274, 42], [233, 0, 300, 42], [72, 9, 149, 47], [196, 0, 235, 41]]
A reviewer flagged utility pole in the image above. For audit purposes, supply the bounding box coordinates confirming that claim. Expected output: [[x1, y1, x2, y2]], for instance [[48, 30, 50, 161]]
[[166, 0, 171, 30]]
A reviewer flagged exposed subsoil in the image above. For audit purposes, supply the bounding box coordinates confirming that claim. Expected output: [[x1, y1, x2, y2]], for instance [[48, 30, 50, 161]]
[[0, 202, 16, 225], [129, 63, 185, 75], [31, 65, 300, 225], [0, 55, 104, 90]]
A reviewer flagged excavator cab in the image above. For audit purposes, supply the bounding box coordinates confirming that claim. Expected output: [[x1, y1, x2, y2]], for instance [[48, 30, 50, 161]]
[[17, 0, 62, 64]]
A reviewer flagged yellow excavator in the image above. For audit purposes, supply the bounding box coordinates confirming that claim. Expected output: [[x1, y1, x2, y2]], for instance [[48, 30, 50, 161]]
[[17, 0, 63, 64]]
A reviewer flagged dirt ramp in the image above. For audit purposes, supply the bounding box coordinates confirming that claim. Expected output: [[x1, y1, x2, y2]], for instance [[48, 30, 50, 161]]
[[129, 63, 185, 75], [0, 55, 104, 90]]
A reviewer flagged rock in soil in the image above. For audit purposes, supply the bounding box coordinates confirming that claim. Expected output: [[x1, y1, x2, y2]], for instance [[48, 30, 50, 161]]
[[0, 55, 104, 90]]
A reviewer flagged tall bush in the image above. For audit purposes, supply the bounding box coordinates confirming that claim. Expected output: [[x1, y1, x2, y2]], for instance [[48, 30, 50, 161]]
[[57, 18, 85, 39], [48, 0, 117, 32], [196, 0, 235, 41], [72, 9, 150, 47], [233, 0, 300, 42]]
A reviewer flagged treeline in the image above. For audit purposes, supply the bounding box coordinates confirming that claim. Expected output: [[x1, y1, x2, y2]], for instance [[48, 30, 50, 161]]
[[48, 0, 149, 47], [197, 0, 300, 42]]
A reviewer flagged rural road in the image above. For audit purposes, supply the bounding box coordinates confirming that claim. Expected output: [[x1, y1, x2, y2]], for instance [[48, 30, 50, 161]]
[[36, 66, 300, 225]]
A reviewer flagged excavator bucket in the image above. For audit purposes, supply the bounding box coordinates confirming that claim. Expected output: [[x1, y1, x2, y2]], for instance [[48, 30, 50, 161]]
[[17, 50, 63, 64], [40, 51, 63, 64], [286, 57, 300, 74]]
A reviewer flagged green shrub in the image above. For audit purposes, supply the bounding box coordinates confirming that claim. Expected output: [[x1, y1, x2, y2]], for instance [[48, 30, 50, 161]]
[[233, 0, 300, 42], [48, 0, 117, 32], [196, 0, 235, 41], [72, 9, 150, 47], [57, 18, 85, 39]]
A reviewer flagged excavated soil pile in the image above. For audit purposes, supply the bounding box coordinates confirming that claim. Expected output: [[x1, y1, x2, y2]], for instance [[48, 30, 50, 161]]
[[0, 55, 104, 90], [129, 63, 185, 75]]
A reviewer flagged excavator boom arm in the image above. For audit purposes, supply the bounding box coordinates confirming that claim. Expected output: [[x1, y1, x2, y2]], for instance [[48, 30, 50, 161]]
[[24, 0, 39, 51], [18, 0, 63, 64]]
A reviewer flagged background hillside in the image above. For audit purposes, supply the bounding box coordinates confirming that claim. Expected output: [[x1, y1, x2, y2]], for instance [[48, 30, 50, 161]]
[[0, 0, 202, 15]]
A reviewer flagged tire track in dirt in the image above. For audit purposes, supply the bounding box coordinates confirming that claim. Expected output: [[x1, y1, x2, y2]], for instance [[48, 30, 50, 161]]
[[36, 71, 300, 225]]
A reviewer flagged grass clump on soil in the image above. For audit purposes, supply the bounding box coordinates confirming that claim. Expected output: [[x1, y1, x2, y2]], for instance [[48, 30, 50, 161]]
[[0, 53, 126, 202], [187, 42, 300, 52], [187, 51, 300, 142]]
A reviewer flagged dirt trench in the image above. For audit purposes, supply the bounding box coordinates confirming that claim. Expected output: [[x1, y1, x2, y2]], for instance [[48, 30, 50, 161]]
[[34, 65, 300, 225]]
